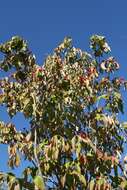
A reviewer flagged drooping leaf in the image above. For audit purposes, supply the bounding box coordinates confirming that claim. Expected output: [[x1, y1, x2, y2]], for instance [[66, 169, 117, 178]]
[[15, 153, 20, 167]]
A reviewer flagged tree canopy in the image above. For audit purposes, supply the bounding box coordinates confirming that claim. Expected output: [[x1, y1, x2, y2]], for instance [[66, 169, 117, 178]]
[[0, 35, 127, 189]]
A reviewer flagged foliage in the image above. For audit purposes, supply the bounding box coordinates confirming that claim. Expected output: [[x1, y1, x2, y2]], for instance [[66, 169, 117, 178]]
[[0, 35, 127, 189]]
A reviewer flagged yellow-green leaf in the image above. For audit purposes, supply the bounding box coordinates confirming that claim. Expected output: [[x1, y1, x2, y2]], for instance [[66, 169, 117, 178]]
[[120, 180, 127, 189], [15, 153, 20, 167], [34, 175, 45, 190], [71, 171, 86, 187], [89, 179, 95, 190]]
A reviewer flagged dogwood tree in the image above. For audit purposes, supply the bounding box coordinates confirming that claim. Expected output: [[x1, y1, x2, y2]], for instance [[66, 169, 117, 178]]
[[0, 35, 127, 189]]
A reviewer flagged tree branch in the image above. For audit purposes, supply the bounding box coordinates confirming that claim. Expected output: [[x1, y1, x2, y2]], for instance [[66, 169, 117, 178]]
[[34, 128, 42, 177]]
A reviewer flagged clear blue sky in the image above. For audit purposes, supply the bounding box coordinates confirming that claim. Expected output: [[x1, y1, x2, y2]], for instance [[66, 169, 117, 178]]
[[0, 0, 127, 177]]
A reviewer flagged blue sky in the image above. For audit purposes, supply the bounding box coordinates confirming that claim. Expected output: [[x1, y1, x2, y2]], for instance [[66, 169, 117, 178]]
[[0, 0, 127, 177]]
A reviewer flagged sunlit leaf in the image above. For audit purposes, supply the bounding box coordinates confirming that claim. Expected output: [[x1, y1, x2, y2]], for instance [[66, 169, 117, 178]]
[[34, 176, 45, 190]]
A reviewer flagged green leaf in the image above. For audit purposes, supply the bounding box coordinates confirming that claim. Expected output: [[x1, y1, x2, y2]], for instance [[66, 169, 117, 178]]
[[2, 64, 9, 71], [89, 179, 95, 190], [34, 175, 45, 190], [97, 94, 109, 101], [66, 174, 74, 187], [120, 180, 127, 189], [122, 122, 127, 129], [96, 178, 105, 190], [15, 153, 20, 167], [7, 174, 16, 190], [71, 171, 86, 187]]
